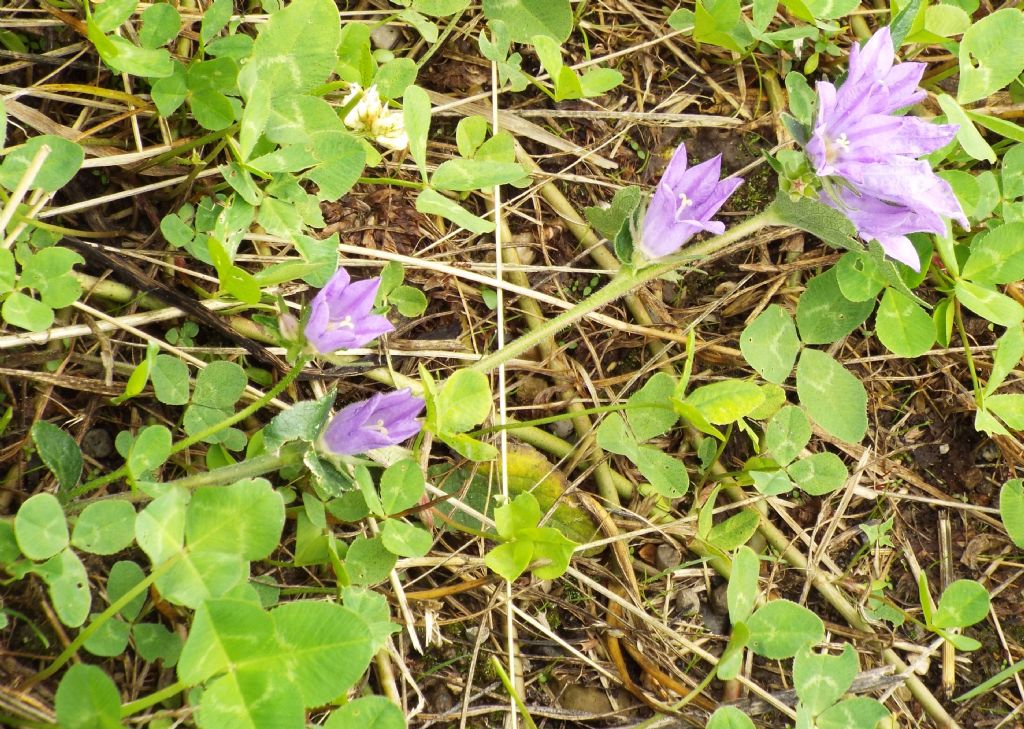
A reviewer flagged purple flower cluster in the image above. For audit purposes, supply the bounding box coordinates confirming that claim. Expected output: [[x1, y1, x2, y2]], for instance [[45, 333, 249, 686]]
[[807, 27, 968, 270], [304, 267, 393, 354], [322, 389, 424, 456], [640, 144, 744, 259], [302, 267, 424, 456]]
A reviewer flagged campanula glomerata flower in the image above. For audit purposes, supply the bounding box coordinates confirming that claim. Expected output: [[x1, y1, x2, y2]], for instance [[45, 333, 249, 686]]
[[639, 144, 743, 259], [807, 27, 968, 270], [321, 389, 425, 456], [304, 267, 393, 354]]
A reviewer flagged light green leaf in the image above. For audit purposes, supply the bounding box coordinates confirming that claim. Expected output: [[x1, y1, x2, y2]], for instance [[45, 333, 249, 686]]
[[128, 424, 172, 479], [434, 370, 492, 434], [727, 546, 760, 625], [380, 459, 425, 515], [186, 479, 285, 561], [684, 380, 765, 425], [15, 492, 68, 561], [933, 579, 990, 629], [55, 664, 123, 729], [431, 159, 527, 191], [91, 0, 137, 33], [797, 268, 874, 345], [346, 534, 397, 585], [803, 0, 859, 19], [999, 479, 1024, 549], [324, 696, 405, 729], [595, 413, 639, 459], [875, 288, 935, 357], [987, 394, 1024, 430], [706, 509, 759, 551], [937, 94, 996, 163], [634, 445, 690, 498], [957, 8, 1024, 105], [739, 304, 801, 384], [403, 85, 431, 182], [31, 420, 83, 491], [380, 519, 432, 557], [955, 279, 1024, 327], [2, 291, 54, 332], [796, 349, 868, 443], [962, 223, 1024, 285], [625, 372, 678, 441], [416, 189, 495, 233], [151, 354, 190, 405], [40, 548, 92, 627], [72, 501, 136, 555], [746, 599, 825, 658], [793, 644, 858, 714], [816, 698, 890, 729], [707, 706, 754, 729], [765, 405, 811, 466], [481, 0, 572, 42], [139, 3, 180, 48], [787, 452, 848, 496]]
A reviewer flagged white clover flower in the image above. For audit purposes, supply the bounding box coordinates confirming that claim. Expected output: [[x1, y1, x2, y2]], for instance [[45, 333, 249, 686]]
[[342, 84, 408, 151]]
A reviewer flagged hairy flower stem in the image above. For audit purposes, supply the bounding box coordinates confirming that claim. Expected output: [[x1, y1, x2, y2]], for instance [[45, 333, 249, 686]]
[[469, 209, 781, 376]]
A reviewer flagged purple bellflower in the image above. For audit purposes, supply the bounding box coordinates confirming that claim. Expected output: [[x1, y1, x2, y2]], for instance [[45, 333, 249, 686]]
[[639, 144, 744, 259], [304, 267, 394, 354], [322, 389, 425, 456], [806, 27, 968, 270]]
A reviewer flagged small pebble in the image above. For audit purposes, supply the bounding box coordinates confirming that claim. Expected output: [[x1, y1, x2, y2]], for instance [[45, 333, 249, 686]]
[[82, 429, 113, 459]]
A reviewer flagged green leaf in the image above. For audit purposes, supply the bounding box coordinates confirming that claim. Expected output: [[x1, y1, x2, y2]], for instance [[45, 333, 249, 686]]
[[15, 493, 68, 560], [999, 479, 1024, 549], [962, 222, 1024, 285], [262, 393, 334, 452], [237, 0, 341, 99], [957, 8, 1024, 105], [955, 279, 1024, 327], [135, 488, 187, 566], [694, 0, 746, 53], [750, 469, 794, 496], [771, 191, 859, 252], [707, 706, 754, 729], [186, 479, 285, 561], [746, 599, 825, 659], [55, 664, 123, 729], [706, 509, 759, 551], [94, 33, 174, 77], [835, 251, 887, 302], [192, 360, 247, 409], [133, 622, 183, 665], [584, 186, 643, 241], [403, 85, 431, 182], [72, 501, 136, 555], [39, 548, 92, 627], [272, 600, 374, 705], [816, 698, 890, 729], [83, 614, 131, 658], [325, 696, 405, 729], [684, 380, 765, 425], [985, 393, 1024, 429], [634, 445, 690, 498], [440, 432, 499, 462], [765, 405, 811, 466], [151, 354, 190, 405], [434, 370, 492, 433], [380, 459, 425, 515], [481, 0, 572, 42], [793, 643, 858, 714], [139, 3, 180, 48], [740, 304, 801, 384], [933, 579, 990, 628], [716, 621, 750, 681], [495, 491, 542, 539], [797, 268, 874, 345], [389, 285, 428, 317], [625, 372, 678, 441], [595, 413, 639, 459], [416, 189, 495, 233], [727, 545, 760, 625], [787, 452, 848, 496], [380, 519, 432, 557], [485, 539, 533, 580], [523, 525, 575, 579], [107, 560, 147, 621], [346, 535, 397, 585], [875, 288, 935, 357], [201, 0, 234, 43], [796, 349, 868, 443], [937, 94, 996, 163], [803, 0, 859, 19], [2, 291, 53, 332], [91, 0, 137, 33], [31, 420, 83, 491], [579, 67, 623, 97], [128, 424, 172, 479], [432, 159, 527, 191]]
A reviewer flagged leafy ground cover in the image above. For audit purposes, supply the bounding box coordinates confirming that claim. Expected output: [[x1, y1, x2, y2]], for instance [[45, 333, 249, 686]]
[[1, 0, 1024, 727]]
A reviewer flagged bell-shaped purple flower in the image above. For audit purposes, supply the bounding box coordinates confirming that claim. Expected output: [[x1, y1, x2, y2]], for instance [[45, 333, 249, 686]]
[[807, 27, 968, 270], [639, 144, 743, 259], [321, 389, 425, 456], [304, 267, 394, 354]]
